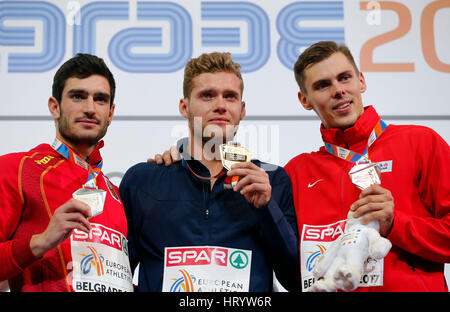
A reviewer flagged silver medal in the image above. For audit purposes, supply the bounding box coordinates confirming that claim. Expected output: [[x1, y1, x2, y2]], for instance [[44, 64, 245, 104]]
[[72, 187, 106, 218], [348, 162, 381, 190]]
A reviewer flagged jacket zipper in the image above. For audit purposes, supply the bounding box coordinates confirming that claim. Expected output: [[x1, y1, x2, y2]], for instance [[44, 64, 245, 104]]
[[203, 183, 209, 219], [341, 164, 349, 216]]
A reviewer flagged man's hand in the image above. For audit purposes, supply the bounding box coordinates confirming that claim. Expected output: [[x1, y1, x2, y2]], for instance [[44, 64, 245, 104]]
[[350, 184, 394, 237], [227, 162, 271, 209], [30, 198, 92, 258], [147, 145, 180, 166]]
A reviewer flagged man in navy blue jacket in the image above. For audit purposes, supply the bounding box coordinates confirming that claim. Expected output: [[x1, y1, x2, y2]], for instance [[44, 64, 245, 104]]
[[119, 52, 300, 292]]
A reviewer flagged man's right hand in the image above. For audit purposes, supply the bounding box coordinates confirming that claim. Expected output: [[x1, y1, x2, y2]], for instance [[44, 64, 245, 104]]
[[147, 145, 180, 166], [30, 198, 92, 258]]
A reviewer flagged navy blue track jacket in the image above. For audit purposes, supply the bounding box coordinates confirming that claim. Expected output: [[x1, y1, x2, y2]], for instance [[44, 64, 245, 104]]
[[119, 153, 301, 292]]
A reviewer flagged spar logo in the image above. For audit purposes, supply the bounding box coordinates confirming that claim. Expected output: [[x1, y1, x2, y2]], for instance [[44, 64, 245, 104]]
[[302, 221, 346, 242], [166, 247, 228, 267], [169, 269, 196, 292], [72, 223, 128, 256], [230, 250, 249, 269], [80, 246, 104, 276]]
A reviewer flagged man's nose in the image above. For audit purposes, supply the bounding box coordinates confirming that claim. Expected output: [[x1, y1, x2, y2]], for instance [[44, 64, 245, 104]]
[[83, 96, 96, 115], [213, 96, 227, 113], [332, 83, 345, 98]]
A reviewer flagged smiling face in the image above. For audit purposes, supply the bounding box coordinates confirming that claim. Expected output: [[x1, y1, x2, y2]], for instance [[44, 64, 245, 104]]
[[298, 52, 367, 130], [49, 74, 115, 152], [180, 71, 246, 145]]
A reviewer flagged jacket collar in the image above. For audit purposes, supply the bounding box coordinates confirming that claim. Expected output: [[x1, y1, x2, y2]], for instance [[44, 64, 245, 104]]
[[87, 140, 104, 166], [44, 139, 105, 166], [320, 106, 381, 152], [178, 138, 227, 182]]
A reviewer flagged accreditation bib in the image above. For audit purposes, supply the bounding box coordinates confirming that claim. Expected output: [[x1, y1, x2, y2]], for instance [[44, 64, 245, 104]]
[[300, 220, 384, 291], [70, 223, 133, 292], [162, 246, 252, 292]]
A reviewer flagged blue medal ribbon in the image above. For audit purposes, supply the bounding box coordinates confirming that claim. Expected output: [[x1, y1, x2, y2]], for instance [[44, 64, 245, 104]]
[[51, 137, 103, 188], [323, 119, 388, 164]]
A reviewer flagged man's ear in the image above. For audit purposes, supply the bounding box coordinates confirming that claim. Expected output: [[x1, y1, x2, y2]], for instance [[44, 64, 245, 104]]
[[359, 72, 367, 94], [179, 98, 189, 119], [107, 103, 115, 126], [48, 97, 60, 120], [298, 91, 313, 111], [239, 101, 246, 121]]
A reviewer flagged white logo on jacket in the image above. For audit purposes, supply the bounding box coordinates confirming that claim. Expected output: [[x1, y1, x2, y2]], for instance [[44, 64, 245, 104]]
[[307, 179, 324, 188]]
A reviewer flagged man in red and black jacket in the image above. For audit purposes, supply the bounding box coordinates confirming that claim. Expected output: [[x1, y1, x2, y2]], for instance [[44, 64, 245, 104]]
[[0, 54, 132, 292]]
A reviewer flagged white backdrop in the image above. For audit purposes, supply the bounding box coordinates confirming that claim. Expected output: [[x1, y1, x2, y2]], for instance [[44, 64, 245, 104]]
[[1, 0, 449, 290]]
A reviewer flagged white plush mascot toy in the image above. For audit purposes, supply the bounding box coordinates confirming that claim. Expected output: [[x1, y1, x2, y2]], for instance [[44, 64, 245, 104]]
[[309, 163, 392, 292]]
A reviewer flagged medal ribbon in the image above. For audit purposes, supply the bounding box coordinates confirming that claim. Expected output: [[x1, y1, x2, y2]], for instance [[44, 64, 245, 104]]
[[183, 159, 226, 181], [51, 137, 103, 188], [323, 119, 388, 164], [182, 158, 239, 190]]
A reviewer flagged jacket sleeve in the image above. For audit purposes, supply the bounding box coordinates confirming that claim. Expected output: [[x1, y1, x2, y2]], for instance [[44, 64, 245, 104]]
[[118, 165, 141, 274], [0, 154, 38, 281], [256, 166, 301, 291], [387, 128, 450, 263]]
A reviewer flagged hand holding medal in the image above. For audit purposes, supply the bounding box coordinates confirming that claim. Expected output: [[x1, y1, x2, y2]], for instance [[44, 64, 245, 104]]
[[220, 142, 251, 188], [310, 162, 393, 292], [30, 198, 92, 258], [221, 142, 271, 208], [349, 163, 395, 237], [72, 187, 106, 219]]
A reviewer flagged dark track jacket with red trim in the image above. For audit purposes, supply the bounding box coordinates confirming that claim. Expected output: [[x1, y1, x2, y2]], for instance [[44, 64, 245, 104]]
[[119, 150, 301, 292]]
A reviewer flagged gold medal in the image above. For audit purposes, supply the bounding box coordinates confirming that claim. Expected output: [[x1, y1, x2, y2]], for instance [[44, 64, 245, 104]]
[[348, 162, 381, 190], [219, 142, 251, 171], [72, 187, 106, 218], [220, 142, 251, 188]]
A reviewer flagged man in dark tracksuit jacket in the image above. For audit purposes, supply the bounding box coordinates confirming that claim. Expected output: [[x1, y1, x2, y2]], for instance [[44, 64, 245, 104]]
[[120, 148, 300, 292], [119, 52, 300, 292]]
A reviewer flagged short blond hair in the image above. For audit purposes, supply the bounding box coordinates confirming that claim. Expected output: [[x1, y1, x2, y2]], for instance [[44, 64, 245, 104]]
[[183, 52, 244, 98]]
